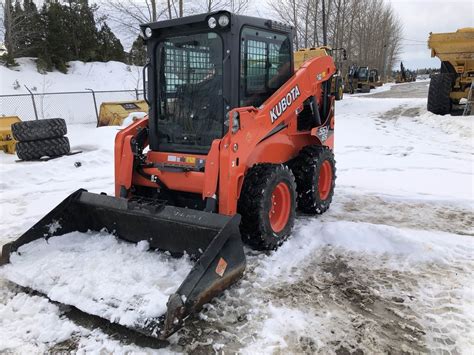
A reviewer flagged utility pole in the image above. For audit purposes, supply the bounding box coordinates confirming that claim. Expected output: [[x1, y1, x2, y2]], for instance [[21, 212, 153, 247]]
[[322, 0, 327, 46], [382, 44, 388, 81]]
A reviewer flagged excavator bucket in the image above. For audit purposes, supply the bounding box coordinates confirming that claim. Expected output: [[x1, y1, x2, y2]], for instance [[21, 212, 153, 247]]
[[0, 189, 245, 339], [0, 116, 21, 154]]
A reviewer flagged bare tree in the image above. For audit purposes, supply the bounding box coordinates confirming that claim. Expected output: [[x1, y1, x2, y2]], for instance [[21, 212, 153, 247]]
[[268, 0, 403, 76], [101, 0, 249, 43]]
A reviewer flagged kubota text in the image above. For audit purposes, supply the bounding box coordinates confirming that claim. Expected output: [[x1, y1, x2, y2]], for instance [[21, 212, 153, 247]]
[[270, 85, 301, 123]]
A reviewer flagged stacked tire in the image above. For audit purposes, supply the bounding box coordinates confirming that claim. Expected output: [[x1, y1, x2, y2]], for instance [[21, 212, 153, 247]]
[[11, 118, 70, 161]]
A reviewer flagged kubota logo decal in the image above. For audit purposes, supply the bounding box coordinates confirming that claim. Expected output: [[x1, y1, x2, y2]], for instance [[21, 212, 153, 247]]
[[270, 85, 301, 123]]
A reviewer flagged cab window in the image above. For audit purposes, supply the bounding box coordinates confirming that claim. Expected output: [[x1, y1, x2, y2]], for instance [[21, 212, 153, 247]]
[[240, 27, 292, 107]]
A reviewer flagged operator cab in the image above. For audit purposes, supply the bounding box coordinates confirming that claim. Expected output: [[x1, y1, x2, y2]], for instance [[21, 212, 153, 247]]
[[369, 69, 379, 83], [140, 12, 294, 154], [356, 66, 369, 81]]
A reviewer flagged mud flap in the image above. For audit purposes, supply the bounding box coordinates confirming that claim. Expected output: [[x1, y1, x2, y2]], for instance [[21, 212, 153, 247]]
[[0, 189, 246, 339]]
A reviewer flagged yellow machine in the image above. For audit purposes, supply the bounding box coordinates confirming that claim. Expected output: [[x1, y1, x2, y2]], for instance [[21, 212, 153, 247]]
[[0, 116, 21, 154], [98, 100, 148, 126], [294, 47, 345, 100], [427, 28, 474, 115], [369, 69, 383, 88]]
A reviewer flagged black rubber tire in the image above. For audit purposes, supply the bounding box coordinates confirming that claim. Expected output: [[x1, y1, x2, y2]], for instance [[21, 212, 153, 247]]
[[427, 73, 454, 115], [238, 164, 296, 250], [16, 137, 70, 161], [12, 118, 67, 142], [360, 84, 371, 93], [335, 78, 344, 100], [291, 145, 336, 214]]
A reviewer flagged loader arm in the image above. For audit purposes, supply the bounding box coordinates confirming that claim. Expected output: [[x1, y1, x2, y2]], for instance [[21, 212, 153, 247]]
[[218, 54, 337, 214]]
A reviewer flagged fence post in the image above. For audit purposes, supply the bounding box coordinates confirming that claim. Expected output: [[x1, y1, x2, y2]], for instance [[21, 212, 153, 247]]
[[135, 88, 139, 100], [24, 85, 39, 120], [85, 88, 100, 127]]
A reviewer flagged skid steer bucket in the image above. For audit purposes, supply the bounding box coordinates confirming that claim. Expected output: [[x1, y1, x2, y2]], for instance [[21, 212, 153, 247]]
[[0, 189, 245, 339]]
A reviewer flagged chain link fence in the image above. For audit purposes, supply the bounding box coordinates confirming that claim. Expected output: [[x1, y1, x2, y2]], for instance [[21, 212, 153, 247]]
[[0, 88, 145, 125]]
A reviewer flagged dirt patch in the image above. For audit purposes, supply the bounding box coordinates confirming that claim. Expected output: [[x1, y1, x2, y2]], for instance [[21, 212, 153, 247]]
[[329, 193, 473, 236], [381, 105, 423, 120], [269, 253, 428, 353]]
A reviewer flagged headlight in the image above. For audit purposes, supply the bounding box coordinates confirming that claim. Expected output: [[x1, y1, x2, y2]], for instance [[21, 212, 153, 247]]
[[144, 27, 152, 38], [218, 14, 229, 27], [208, 17, 217, 29]]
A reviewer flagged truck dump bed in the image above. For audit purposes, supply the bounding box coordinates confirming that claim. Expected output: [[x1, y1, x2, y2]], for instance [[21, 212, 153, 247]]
[[428, 28, 474, 62]]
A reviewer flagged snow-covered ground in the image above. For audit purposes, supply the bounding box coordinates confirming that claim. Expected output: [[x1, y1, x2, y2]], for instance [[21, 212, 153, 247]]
[[1, 58, 144, 124], [0, 79, 473, 353]]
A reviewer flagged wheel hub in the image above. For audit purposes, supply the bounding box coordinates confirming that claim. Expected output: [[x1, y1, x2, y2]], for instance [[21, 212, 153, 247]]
[[269, 182, 291, 233], [318, 160, 333, 200]]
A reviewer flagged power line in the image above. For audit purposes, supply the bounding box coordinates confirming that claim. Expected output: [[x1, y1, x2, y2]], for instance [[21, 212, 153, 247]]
[[401, 37, 426, 43]]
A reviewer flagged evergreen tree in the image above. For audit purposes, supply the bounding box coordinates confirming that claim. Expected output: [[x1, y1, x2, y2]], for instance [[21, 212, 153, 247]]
[[129, 36, 146, 66], [37, 2, 71, 73], [66, 0, 100, 62], [97, 22, 125, 62], [19, 0, 41, 57]]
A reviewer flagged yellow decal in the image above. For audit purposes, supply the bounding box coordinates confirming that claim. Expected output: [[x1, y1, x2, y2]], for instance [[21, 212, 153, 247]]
[[185, 157, 196, 164]]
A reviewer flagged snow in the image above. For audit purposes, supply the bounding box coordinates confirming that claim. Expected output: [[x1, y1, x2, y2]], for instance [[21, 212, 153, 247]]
[[0, 58, 143, 95], [0, 62, 473, 353], [0, 292, 77, 352], [1, 58, 144, 124], [1, 231, 193, 328]]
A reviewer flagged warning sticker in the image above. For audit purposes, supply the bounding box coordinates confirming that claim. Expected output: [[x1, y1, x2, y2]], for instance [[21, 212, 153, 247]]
[[167, 155, 177, 162], [215, 257, 228, 277]]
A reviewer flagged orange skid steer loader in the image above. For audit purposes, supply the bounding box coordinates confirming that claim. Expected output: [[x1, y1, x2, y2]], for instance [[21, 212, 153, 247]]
[[1, 12, 337, 339]]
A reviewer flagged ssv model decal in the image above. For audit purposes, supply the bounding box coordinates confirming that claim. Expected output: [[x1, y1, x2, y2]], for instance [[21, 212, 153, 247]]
[[270, 85, 301, 123]]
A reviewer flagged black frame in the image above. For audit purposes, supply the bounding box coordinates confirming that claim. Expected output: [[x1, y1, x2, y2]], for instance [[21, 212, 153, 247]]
[[140, 11, 295, 152]]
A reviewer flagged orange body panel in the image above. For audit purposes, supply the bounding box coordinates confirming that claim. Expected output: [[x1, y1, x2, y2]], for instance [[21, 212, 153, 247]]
[[114, 55, 336, 216]]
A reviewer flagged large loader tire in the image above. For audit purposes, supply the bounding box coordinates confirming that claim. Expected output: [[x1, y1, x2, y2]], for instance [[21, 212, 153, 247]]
[[427, 73, 454, 115], [12, 118, 67, 142], [238, 164, 296, 250], [291, 145, 336, 214], [16, 137, 70, 161], [335, 78, 344, 100]]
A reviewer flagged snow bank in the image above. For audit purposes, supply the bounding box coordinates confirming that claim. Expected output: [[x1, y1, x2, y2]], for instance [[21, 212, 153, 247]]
[[1, 231, 194, 328], [1, 58, 144, 123], [1, 58, 143, 95]]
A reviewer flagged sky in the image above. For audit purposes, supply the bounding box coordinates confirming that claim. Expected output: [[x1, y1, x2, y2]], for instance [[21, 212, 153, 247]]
[[387, 0, 474, 69], [258, 0, 473, 70]]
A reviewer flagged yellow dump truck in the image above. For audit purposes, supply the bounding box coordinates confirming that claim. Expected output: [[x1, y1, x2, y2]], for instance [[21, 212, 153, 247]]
[[427, 28, 474, 115], [294, 46, 345, 100]]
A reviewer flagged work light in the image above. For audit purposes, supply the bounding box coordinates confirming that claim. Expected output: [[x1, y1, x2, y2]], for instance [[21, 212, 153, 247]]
[[144, 27, 152, 38], [218, 14, 230, 27], [208, 17, 217, 29]]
